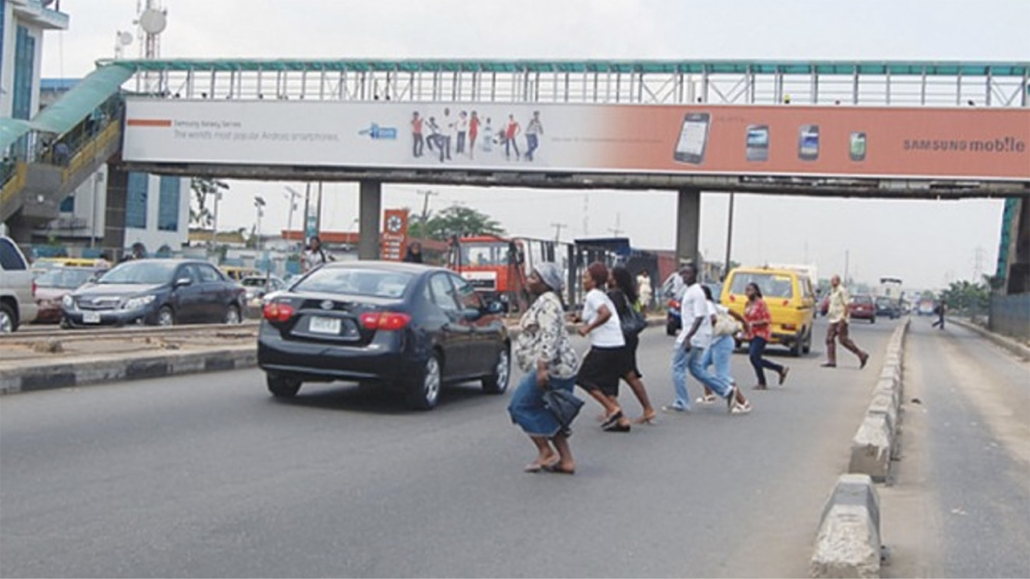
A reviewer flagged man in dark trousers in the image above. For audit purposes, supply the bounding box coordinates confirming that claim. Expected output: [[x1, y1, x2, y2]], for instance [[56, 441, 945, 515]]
[[932, 298, 947, 330]]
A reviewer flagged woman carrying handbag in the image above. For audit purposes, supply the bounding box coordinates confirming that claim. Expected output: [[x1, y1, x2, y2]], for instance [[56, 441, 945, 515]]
[[608, 266, 657, 424], [508, 263, 581, 475]]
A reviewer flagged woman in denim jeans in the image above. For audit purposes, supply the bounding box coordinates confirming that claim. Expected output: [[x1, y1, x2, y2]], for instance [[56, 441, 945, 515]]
[[508, 263, 580, 475], [744, 282, 789, 390], [698, 285, 752, 413]]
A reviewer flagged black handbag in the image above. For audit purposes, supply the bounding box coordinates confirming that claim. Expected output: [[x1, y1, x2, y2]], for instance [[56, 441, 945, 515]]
[[542, 387, 584, 429], [620, 295, 647, 336]]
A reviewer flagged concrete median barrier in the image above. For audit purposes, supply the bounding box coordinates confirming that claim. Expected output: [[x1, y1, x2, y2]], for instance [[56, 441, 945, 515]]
[[849, 413, 893, 483], [810, 474, 882, 578]]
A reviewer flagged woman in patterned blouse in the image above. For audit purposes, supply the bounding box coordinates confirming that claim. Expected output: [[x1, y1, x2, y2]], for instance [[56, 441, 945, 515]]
[[508, 263, 580, 475]]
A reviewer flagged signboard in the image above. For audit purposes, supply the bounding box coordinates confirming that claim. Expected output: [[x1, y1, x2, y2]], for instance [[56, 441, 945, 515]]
[[380, 209, 409, 261], [123, 99, 1030, 181]]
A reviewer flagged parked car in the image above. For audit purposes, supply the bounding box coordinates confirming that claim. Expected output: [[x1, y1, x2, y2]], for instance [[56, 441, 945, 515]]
[[721, 266, 817, 357], [61, 259, 246, 327], [849, 294, 877, 323], [33, 266, 107, 324], [257, 261, 511, 410], [0, 235, 38, 332], [875, 296, 900, 320], [240, 274, 287, 310]]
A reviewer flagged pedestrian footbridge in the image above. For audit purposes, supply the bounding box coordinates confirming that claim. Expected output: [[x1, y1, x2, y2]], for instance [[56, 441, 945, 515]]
[[2, 58, 1028, 259]]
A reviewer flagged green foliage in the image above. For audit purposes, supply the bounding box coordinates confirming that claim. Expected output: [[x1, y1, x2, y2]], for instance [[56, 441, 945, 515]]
[[940, 278, 991, 316], [189, 177, 229, 228], [408, 204, 505, 241]]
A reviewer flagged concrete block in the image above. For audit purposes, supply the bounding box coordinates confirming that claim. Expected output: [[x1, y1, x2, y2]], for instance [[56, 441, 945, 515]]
[[867, 392, 897, 434], [849, 414, 893, 482], [811, 474, 882, 578]]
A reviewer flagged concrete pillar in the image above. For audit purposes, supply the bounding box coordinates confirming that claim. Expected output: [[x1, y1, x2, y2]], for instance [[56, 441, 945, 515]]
[[676, 188, 701, 266], [102, 165, 128, 259], [358, 180, 381, 260]]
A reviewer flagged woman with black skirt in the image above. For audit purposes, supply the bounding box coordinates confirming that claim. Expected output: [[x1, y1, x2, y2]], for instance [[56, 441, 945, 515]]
[[575, 262, 632, 432], [608, 265, 657, 424]]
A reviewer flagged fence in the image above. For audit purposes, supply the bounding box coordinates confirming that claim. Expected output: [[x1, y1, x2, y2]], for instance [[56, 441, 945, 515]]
[[989, 293, 1030, 340]]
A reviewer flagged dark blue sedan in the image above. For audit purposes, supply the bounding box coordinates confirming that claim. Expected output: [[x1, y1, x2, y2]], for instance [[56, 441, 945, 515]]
[[257, 261, 511, 410], [62, 259, 246, 327]]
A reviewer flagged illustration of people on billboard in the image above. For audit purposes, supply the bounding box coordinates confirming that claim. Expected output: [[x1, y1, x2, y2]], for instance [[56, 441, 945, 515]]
[[425, 116, 445, 162], [468, 111, 481, 159], [525, 111, 544, 162], [505, 114, 521, 161], [441, 108, 455, 161], [456, 111, 468, 155], [481, 117, 494, 153], [411, 112, 424, 158]]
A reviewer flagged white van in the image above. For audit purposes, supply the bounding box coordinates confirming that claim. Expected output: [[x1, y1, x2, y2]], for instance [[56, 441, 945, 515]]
[[0, 236, 38, 332]]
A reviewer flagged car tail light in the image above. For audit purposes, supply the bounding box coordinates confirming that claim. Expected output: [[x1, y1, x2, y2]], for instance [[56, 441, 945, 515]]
[[782, 323, 798, 331], [262, 302, 295, 323], [728, 295, 736, 302], [31, 280, 37, 298], [360, 311, 412, 331]]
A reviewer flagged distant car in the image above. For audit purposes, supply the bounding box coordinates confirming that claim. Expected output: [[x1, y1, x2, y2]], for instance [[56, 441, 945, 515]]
[[33, 266, 107, 324], [875, 297, 900, 320], [62, 259, 246, 327], [849, 294, 876, 323], [258, 261, 511, 410], [0, 235, 38, 332], [240, 274, 286, 309]]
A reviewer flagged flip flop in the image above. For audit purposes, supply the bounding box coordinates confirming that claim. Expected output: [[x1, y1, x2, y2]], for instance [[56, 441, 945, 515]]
[[542, 462, 576, 475], [779, 367, 790, 385], [524, 457, 560, 473]]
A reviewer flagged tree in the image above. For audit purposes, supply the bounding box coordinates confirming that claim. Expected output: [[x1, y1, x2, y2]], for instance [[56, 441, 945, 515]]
[[189, 177, 229, 229], [408, 204, 505, 241], [940, 278, 991, 317]]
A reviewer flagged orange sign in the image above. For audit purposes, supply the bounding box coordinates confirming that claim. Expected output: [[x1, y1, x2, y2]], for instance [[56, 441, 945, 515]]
[[380, 209, 409, 261]]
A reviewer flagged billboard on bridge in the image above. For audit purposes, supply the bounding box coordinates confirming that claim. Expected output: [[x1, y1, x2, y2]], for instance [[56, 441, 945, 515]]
[[123, 99, 1030, 181]]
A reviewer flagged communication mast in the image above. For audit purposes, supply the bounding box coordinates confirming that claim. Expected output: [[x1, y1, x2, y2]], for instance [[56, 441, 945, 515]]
[[134, 0, 168, 92]]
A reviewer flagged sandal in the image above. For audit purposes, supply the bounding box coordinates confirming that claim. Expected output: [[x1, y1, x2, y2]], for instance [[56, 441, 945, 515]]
[[633, 411, 658, 425], [524, 456, 560, 473], [695, 394, 718, 405], [600, 411, 624, 429], [542, 462, 576, 475], [779, 367, 790, 385], [731, 401, 753, 415]]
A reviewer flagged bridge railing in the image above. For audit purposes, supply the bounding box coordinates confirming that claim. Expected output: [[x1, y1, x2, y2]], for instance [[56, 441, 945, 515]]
[[108, 59, 1029, 108]]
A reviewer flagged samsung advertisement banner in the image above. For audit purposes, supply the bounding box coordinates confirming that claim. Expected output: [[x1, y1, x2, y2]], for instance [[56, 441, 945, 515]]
[[122, 99, 1030, 181]]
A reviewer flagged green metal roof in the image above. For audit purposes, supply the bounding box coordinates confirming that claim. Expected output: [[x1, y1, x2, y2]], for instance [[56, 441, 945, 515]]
[[97, 58, 1029, 77], [0, 118, 34, 152], [30, 65, 134, 134]]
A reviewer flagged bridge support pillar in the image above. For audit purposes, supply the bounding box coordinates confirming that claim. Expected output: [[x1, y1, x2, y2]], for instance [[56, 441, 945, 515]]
[[676, 188, 701, 267], [103, 166, 128, 259], [358, 180, 382, 260]]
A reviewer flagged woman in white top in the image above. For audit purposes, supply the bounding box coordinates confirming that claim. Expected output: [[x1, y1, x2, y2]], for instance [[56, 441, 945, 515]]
[[698, 285, 752, 413], [574, 262, 632, 432]]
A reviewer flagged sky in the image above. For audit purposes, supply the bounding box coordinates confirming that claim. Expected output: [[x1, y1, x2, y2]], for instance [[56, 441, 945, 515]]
[[38, 0, 1030, 289]]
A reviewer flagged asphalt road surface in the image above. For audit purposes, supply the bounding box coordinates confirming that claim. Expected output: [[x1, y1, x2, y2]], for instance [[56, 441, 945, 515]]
[[2, 317, 1024, 578]]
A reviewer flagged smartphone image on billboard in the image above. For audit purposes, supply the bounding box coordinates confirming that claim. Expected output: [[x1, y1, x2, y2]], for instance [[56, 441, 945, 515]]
[[674, 112, 710, 164], [798, 124, 820, 161], [745, 125, 769, 162], [850, 132, 867, 162]]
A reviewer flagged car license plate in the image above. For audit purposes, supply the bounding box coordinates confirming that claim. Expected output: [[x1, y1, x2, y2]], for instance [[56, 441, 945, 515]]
[[309, 316, 341, 334], [83, 312, 101, 324]]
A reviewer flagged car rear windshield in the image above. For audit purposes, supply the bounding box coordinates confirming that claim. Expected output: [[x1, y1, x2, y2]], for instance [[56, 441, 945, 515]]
[[241, 277, 269, 287], [292, 268, 414, 299], [36, 268, 97, 289], [729, 272, 794, 299], [852, 295, 873, 304], [98, 261, 178, 285]]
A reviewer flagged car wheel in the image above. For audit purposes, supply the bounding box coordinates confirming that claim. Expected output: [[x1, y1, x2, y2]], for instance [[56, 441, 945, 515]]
[[871, 317, 876, 324], [802, 328, 812, 355], [408, 354, 442, 411], [790, 335, 803, 357], [156, 306, 175, 327], [482, 346, 511, 394], [224, 304, 241, 325], [267, 373, 302, 398], [0, 302, 16, 333]]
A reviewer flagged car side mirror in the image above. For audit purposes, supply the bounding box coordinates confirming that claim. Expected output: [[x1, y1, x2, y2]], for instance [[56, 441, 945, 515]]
[[485, 301, 505, 315], [174, 277, 192, 288]]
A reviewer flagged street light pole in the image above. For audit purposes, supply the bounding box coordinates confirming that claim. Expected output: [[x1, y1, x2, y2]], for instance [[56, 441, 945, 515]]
[[284, 186, 302, 248], [418, 189, 438, 243], [254, 195, 266, 251], [724, 192, 735, 280]]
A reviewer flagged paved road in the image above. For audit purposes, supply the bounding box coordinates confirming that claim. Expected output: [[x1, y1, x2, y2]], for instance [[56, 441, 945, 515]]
[[881, 318, 1030, 579], [2, 319, 900, 577]]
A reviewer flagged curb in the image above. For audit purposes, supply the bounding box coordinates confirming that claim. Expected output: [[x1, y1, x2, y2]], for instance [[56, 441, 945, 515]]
[[0, 317, 667, 396], [947, 317, 1030, 361], [810, 474, 883, 578], [813, 318, 909, 577], [0, 346, 257, 395]]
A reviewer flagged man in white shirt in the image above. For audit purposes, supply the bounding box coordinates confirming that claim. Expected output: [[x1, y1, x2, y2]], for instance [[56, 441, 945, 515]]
[[823, 274, 869, 369], [664, 264, 734, 413]]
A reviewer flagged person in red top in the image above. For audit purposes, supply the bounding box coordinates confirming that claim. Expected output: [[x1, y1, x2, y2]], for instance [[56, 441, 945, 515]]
[[468, 111, 481, 159], [505, 114, 521, 161], [743, 282, 789, 390]]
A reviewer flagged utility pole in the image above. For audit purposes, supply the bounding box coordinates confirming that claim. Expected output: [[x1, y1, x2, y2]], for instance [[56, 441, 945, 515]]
[[418, 189, 439, 242], [550, 222, 567, 243], [844, 249, 850, 285], [210, 189, 221, 248], [284, 186, 302, 248], [607, 212, 623, 237], [724, 191, 735, 279]]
